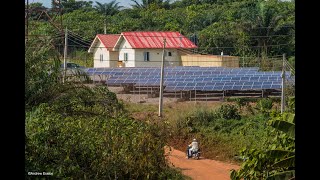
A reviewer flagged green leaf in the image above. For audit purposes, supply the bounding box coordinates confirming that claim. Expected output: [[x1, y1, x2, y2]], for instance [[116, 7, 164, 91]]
[[268, 120, 295, 139], [282, 113, 295, 123], [266, 170, 295, 180], [273, 156, 295, 168], [266, 149, 294, 159]]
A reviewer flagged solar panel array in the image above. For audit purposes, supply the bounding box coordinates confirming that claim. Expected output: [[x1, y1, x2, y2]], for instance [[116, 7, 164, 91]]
[[83, 67, 294, 91]]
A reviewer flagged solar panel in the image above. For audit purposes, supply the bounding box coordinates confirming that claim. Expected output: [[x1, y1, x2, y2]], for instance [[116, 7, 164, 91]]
[[262, 81, 273, 85], [213, 86, 224, 90], [223, 85, 233, 90], [252, 85, 262, 89], [232, 85, 242, 90], [90, 66, 291, 92], [202, 86, 214, 91], [271, 84, 281, 89], [241, 85, 252, 90], [244, 81, 254, 86], [262, 84, 272, 89], [253, 81, 263, 85], [225, 82, 235, 86]]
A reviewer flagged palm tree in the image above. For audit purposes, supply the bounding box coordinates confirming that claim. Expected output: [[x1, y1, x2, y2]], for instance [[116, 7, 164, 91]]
[[94, 0, 123, 16], [240, 0, 293, 67], [130, 0, 171, 9], [94, 0, 123, 34]]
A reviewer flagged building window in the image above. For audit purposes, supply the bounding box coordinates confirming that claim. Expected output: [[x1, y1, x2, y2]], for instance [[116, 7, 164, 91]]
[[124, 53, 128, 61], [100, 54, 103, 62], [168, 51, 172, 56], [144, 52, 150, 61]]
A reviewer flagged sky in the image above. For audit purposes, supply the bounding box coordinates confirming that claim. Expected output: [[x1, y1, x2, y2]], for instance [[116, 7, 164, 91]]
[[27, 0, 133, 8]]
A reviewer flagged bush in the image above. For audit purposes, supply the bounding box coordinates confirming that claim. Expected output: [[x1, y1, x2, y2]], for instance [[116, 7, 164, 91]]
[[256, 98, 273, 111], [25, 38, 185, 179], [216, 104, 241, 120], [25, 104, 181, 179], [188, 108, 217, 126], [256, 98, 274, 117]]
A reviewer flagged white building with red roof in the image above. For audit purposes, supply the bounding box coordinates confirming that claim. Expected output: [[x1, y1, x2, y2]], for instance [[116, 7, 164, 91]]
[[88, 31, 197, 67], [88, 34, 120, 67]]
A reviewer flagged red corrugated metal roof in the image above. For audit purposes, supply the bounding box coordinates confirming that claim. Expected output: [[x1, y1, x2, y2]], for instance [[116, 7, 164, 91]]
[[122, 32, 197, 49], [97, 34, 120, 49]]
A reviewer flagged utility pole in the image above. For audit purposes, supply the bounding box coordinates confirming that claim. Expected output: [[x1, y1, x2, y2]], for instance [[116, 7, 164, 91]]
[[104, 19, 107, 34], [63, 27, 68, 83], [25, 0, 29, 44], [281, 53, 286, 113], [158, 38, 166, 117], [59, 0, 63, 29], [104, 4, 107, 34]]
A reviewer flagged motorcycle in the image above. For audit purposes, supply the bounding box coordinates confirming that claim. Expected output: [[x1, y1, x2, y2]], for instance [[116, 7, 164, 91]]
[[187, 147, 201, 160]]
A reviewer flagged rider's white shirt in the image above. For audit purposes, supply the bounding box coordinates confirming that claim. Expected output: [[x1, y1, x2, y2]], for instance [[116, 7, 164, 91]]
[[189, 141, 199, 151]]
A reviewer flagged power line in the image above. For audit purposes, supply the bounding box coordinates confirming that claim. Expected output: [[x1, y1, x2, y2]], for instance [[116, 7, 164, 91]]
[[68, 34, 92, 45], [68, 38, 91, 47], [247, 25, 295, 29], [67, 30, 92, 43], [68, 34, 91, 44]]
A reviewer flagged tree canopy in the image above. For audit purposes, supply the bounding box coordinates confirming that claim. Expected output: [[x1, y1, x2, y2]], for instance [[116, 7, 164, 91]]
[[27, 0, 295, 62]]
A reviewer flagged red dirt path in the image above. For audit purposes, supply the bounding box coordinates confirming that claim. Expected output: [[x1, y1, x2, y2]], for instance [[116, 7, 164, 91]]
[[166, 146, 240, 180]]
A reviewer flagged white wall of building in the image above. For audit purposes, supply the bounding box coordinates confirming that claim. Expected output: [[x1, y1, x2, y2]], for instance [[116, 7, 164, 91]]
[[134, 49, 180, 67], [116, 37, 183, 67], [109, 51, 119, 67], [165, 50, 180, 66], [118, 39, 135, 67], [93, 41, 110, 68]]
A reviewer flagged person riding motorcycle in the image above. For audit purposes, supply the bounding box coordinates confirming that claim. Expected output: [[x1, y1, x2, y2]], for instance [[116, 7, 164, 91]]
[[186, 138, 199, 159]]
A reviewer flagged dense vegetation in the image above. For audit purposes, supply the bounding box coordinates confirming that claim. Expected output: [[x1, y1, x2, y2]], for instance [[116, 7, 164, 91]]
[[25, 39, 186, 179], [27, 0, 295, 68]]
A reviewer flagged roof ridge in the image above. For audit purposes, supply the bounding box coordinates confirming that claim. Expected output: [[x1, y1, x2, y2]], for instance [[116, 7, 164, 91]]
[[97, 34, 121, 36]]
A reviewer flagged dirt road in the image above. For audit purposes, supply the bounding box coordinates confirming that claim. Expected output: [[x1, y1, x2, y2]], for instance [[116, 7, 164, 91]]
[[166, 147, 240, 180]]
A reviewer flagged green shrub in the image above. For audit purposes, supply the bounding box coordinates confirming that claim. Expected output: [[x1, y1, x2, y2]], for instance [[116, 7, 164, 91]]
[[256, 98, 273, 111], [189, 108, 217, 126], [215, 104, 241, 120], [25, 104, 181, 179], [256, 98, 274, 117], [287, 96, 295, 112], [234, 98, 248, 110], [25, 38, 185, 179]]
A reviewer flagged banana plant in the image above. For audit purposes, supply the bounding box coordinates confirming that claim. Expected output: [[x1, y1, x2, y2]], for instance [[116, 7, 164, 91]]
[[230, 113, 295, 180], [265, 113, 295, 180]]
